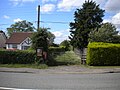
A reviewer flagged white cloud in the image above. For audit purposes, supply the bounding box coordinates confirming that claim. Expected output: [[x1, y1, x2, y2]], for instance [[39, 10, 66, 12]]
[[9, 0, 36, 6], [3, 15, 10, 19], [103, 19, 111, 23], [57, 0, 85, 11], [112, 12, 120, 29], [52, 31, 62, 37], [13, 18, 22, 22], [41, 4, 55, 13], [52, 29, 70, 44], [104, 0, 120, 12], [42, 0, 57, 3], [57, 0, 105, 12]]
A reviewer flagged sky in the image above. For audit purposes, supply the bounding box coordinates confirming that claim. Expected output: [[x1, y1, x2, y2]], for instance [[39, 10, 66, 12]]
[[0, 0, 120, 44]]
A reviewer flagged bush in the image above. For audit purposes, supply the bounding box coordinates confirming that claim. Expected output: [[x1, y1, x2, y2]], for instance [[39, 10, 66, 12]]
[[49, 47, 65, 52], [87, 42, 120, 66], [0, 50, 36, 64], [54, 51, 81, 65]]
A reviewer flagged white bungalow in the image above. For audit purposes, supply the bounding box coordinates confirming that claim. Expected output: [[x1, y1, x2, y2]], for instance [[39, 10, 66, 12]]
[[6, 32, 32, 50]]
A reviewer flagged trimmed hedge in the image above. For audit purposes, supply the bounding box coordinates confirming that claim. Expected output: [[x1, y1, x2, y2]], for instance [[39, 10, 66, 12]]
[[0, 49, 36, 64], [0, 47, 65, 64], [87, 42, 120, 66]]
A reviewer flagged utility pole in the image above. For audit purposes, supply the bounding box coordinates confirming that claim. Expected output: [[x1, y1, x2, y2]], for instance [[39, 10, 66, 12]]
[[37, 5, 40, 31]]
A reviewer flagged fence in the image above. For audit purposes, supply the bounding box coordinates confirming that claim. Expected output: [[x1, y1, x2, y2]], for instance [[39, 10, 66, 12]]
[[74, 48, 87, 64]]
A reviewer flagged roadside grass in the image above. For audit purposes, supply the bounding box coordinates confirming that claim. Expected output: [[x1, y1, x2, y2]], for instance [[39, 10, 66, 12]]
[[0, 64, 48, 69]]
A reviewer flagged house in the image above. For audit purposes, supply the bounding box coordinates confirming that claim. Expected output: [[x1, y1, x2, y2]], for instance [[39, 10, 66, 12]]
[[0, 31, 7, 48], [6, 32, 32, 50]]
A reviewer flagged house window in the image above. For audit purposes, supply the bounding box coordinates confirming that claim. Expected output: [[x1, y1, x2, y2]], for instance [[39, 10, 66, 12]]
[[22, 46, 30, 50], [12, 44, 17, 48], [8, 44, 10, 48]]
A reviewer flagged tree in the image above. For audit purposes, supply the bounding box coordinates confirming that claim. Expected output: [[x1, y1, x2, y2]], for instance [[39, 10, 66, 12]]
[[7, 20, 35, 36], [89, 22, 118, 43], [69, 0, 105, 49], [60, 40, 71, 51], [31, 28, 55, 51]]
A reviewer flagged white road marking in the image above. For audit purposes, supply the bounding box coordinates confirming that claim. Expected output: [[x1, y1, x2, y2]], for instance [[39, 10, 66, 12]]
[[0, 87, 30, 90], [0, 87, 70, 90]]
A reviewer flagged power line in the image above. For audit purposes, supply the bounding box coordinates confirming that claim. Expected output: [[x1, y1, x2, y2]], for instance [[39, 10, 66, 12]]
[[35, 21, 69, 24]]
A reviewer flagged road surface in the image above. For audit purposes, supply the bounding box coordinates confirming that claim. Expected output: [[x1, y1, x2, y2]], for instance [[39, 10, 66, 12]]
[[0, 72, 120, 90]]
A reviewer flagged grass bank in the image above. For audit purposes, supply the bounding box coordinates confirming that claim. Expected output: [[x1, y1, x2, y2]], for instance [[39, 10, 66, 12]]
[[0, 64, 48, 69]]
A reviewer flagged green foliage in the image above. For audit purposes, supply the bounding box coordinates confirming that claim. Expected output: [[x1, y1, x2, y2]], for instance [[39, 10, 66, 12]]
[[31, 28, 49, 51], [60, 40, 71, 51], [54, 51, 81, 65], [49, 47, 65, 52], [87, 42, 120, 66], [69, 0, 105, 49], [0, 64, 48, 69], [7, 20, 35, 36], [112, 35, 120, 43], [89, 22, 118, 43], [47, 47, 80, 66], [0, 50, 36, 64]]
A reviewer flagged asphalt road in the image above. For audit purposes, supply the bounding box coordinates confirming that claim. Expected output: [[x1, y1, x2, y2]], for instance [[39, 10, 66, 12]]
[[0, 72, 120, 90]]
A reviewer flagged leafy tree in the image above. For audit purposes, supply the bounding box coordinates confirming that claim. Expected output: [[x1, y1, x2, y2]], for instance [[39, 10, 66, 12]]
[[69, 0, 105, 49], [31, 28, 55, 51], [89, 22, 118, 43], [7, 20, 35, 36], [60, 40, 71, 51], [47, 30, 55, 46]]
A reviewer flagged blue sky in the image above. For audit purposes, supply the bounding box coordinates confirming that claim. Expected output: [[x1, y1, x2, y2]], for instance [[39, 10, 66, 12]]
[[0, 0, 120, 44]]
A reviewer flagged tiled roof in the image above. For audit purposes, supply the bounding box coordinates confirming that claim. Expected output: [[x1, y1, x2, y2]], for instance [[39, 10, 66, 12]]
[[6, 32, 32, 44]]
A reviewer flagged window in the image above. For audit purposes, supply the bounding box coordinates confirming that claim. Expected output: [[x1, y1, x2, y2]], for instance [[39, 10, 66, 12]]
[[12, 44, 17, 48], [8, 44, 10, 48], [22, 46, 30, 50]]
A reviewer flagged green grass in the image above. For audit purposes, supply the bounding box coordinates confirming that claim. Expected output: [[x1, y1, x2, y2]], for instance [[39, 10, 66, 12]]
[[0, 64, 48, 69], [54, 51, 81, 65]]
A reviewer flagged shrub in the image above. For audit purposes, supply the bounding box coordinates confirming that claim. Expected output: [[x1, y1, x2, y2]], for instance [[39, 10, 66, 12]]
[[87, 42, 120, 66], [54, 51, 81, 65], [0, 50, 36, 64]]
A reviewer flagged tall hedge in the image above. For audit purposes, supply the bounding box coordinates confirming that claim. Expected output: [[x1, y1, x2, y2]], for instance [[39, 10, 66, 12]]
[[87, 42, 120, 66], [0, 49, 36, 64]]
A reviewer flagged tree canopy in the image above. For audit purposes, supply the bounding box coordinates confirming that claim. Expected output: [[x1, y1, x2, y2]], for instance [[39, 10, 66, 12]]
[[7, 20, 35, 36], [60, 40, 71, 51], [31, 28, 55, 51], [89, 22, 119, 43], [69, 0, 105, 49]]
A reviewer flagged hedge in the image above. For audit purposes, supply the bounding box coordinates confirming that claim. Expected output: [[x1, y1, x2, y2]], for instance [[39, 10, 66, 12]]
[[0, 49, 36, 64], [0, 47, 65, 64], [87, 42, 120, 66]]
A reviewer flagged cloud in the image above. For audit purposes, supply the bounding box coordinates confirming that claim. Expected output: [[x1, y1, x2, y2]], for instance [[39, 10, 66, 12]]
[[57, 0, 105, 12], [112, 12, 120, 29], [52, 29, 70, 44], [13, 18, 22, 22], [103, 12, 120, 32], [57, 0, 85, 11], [9, 0, 36, 6], [104, 0, 120, 12], [52, 31, 62, 37], [41, 4, 55, 13], [3, 15, 10, 19], [42, 0, 57, 3]]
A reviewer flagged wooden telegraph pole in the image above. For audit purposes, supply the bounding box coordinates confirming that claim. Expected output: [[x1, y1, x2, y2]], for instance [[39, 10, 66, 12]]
[[37, 5, 40, 30]]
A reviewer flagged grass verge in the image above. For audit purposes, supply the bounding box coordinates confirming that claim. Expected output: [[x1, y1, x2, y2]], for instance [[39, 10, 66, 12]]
[[0, 64, 48, 69]]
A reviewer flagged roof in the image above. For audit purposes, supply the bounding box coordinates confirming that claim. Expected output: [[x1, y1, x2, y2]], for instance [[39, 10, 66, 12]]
[[6, 32, 32, 44]]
